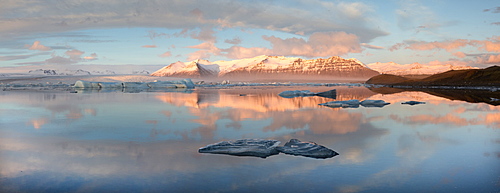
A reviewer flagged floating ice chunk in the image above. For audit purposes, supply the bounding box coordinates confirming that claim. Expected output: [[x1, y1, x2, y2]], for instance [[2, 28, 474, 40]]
[[319, 99, 360, 108], [278, 90, 317, 98], [98, 82, 122, 89], [74, 80, 100, 88], [320, 99, 390, 108], [401, 101, 426, 105], [360, 100, 390, 107], [122, 82, 149, 88], [276, 139, 339, 159], [198, 139, 281, 158], [147, 81, 178, 89], [315, 89, 337, 99], [279, 89, 336, 99], [180, 79, 195, 89]]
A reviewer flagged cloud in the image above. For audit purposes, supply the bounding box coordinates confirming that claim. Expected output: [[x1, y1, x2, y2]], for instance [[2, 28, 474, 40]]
[[142, 45, 157, 48], [65, 49, 84, 60], [453, 51, 466, 58], [83, 53, 98, 60], [391, 37, 500, 53], [186, 42, 221, 61], [159, 51, 172, 58], [26, 41, 52, 51], [0, 52, 50, 61], [361, 43, 384, 50], [470, 37, 500, 52], [45, 55, 76, 65], [222, 46, 270, 59], [401, 39, 469, 51], [189, 31, 363, 59], [0, 0, 387, 42], [483, 7, 500, 13], [262, 31, 362, 57], [224, 37, 242, 45], [44, 49, 98, 64], [473, 54, 500, 64]]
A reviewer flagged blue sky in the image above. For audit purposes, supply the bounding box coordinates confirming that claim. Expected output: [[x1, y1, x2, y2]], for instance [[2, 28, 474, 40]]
[[0, 0, 498, 68]]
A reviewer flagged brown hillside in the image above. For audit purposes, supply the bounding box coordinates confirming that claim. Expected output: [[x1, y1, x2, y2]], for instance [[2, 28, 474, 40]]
[[365, 74, 412, 84], [366, 66, 500, 87]]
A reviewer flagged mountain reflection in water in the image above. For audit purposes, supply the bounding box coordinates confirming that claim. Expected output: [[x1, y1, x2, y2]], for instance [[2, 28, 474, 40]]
[[0, 86, 498, 193]]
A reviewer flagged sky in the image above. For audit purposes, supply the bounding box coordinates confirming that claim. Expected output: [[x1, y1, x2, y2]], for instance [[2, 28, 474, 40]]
[[0, 0, 499, 69]]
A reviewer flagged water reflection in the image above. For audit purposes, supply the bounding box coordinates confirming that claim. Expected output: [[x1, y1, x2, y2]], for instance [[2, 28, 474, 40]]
[[0, 86, 499, 192]]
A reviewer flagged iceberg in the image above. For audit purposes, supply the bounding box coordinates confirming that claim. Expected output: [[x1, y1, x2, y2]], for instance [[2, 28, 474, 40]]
[[98, 82, 122, 89], [276, 139, 339, 159], [122, 82, 149, 88], [360, 100, 391, 107], [278, 89, 336, 99], [74, 80, 99, 88], [72, 78, 195, 90], [198, 138, 339, 159], [198, 139, 281, 158], [319, 99, 360, 108], [278, 90, 316, 98], [401, 101, 426, 105], [319, 99, 390, 108]]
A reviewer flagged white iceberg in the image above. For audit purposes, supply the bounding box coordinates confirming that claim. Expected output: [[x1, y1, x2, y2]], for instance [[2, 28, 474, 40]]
[[74, 80, 99, 88], [98, 82, 122, 89]]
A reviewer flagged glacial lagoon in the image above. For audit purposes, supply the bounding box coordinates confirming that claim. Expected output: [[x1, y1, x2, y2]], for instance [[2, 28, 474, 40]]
[[0, 85, 499, 192]]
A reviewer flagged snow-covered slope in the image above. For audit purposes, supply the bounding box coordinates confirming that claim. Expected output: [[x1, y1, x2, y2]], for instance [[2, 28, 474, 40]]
[[1, 64, 163, 76], [151, 55, 379, 78], [367, 62, 477, 75]]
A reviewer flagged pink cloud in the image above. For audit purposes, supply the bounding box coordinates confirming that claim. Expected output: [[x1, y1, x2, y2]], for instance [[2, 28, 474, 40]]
[[159, 51, 172, 58], [222, 46, 271, 59], [83, 53, 98, 60], [142, 45, 157, 48], [391, 37, 500, 53], [186, 31, 363, 60], [27, 41, 52, 51], [186, 42, 220, 61], [65, 49, 84, 60], [263, 31, 362, 57], [470, 37, 500, 52], [361, 43, 384, 49], [405, 39, 469, 51], [474, 54, 500, 64], [453, 51, 466, 58]]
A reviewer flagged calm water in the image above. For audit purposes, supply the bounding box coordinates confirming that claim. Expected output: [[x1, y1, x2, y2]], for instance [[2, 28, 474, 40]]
[[0, 86, 499, 193]]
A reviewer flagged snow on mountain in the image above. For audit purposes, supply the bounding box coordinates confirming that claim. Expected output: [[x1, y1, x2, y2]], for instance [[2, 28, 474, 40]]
[[2, 64, 163, 76], [367, 62, 477, 75], [151, 55, 379, 78]]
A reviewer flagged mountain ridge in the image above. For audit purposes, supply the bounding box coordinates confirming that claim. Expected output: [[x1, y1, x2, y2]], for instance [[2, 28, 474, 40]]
[[367, 62, 477, 75], [151, 55, 379, 79]]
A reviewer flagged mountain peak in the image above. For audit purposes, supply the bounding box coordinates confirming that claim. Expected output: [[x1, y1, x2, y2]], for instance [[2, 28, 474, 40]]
[[151, 56, 379, 79]]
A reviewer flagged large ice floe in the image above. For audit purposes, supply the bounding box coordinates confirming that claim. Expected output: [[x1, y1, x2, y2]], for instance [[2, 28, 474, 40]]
[[319, 99, 390, 108], [276, 139, 339, 159], [198, 139, 281, 158], [278, 89, 337, 99], [198, 139, 339, 159], [73, 79, 195, 91]]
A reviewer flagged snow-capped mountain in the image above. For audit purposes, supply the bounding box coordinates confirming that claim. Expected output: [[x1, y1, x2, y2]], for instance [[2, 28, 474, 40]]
[[367, 62, 477, 75], [151, 55, 379, 78]]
